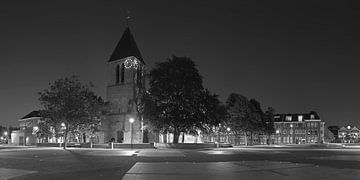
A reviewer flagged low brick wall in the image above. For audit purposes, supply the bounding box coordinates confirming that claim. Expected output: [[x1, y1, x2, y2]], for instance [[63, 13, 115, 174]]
[[111, 143, 154, 149], [36, 143, 63, 147], [36, 142, 154, 149], [154, 143, 219, 149]]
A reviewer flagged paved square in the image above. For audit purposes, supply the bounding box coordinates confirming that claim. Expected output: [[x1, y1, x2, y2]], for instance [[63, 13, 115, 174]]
[[0, 168, 37, 180], [122, 161, 360, 180]]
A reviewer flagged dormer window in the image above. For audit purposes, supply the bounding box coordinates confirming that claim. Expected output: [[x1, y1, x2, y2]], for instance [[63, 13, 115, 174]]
[[298, 115, 303, 122], [286, 116, 292, 121], [310, 114, 315, 119]]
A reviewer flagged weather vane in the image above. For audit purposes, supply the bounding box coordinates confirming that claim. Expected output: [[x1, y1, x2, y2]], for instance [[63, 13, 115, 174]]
[[126, 10, 131, 26]]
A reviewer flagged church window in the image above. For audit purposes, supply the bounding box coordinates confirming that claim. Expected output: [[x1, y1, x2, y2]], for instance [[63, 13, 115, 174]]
[[116, 65, 120, 83], [121, 63, 125, 83]]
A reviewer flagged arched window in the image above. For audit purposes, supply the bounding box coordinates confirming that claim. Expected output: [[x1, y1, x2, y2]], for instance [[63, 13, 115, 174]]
[[121, 63, 125, 83], [116, 65, 120, 83]]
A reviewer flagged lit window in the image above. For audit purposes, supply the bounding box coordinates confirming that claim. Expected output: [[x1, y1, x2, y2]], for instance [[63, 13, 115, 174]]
[[286, 116, 292, 121], [298, 115, 303, 121], [310, 114, 315, 119]]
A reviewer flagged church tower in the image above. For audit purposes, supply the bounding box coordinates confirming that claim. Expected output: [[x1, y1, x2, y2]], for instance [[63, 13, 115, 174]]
[[102, 26, 145, 144]]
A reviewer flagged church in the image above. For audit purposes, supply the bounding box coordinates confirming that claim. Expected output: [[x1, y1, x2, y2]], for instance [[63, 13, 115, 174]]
[[98, 26, 149, 144], [13, 25, 201, 146]]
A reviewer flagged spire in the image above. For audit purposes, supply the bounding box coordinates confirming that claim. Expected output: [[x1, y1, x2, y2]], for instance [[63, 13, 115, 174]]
[[108, 27, 144, 64]]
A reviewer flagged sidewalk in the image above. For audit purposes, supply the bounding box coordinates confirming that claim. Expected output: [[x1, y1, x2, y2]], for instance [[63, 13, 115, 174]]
[[0, 144, 37, 150]]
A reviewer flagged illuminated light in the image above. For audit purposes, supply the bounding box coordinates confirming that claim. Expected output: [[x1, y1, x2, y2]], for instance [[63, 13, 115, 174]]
[[226, 127, 231, 132], [129, 118, 135, 123], [276, 130, 280, 134], [290, 124, 293, 128], [0, 137, 3, 140], [347, 126, 351, 130], [33, 126, 39, 131], [4, 132, 8, 136], [61, 123, 65, 127], [124, 56, 140, 69]]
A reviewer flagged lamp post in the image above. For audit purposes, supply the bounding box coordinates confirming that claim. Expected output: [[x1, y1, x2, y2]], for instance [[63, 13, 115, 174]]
[[226, 127, 231, 144], [4, 132, 8, 144], [129, 118, 135, 149], [290, 124, 294, 144]]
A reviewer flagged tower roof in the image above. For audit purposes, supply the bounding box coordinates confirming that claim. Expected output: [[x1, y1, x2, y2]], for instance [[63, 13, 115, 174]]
[[20, 110, 40, 120], [108, 27, 144, 64]]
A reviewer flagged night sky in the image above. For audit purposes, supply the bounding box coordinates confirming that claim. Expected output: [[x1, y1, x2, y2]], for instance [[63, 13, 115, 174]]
[[1, 0, 358, 127]]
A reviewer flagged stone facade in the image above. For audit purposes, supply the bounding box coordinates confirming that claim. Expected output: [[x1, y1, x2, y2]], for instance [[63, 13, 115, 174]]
[[99, 27, 146, 144]]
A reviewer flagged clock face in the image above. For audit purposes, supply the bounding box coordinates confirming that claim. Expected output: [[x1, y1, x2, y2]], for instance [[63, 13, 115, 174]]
[[124, 56, 140, 69], [124, 58, 133, 68]]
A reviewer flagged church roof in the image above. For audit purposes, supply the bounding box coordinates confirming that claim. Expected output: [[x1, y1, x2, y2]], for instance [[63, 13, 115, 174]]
[[108, 27, 144, 64], [21, 110, 40, 119]]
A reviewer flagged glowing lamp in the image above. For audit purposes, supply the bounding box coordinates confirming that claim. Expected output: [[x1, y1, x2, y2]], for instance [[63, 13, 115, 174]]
[[129, 118, 135, 123]]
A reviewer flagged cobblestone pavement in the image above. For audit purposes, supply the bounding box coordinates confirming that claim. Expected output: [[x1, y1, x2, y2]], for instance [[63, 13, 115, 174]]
[[0, 146, 359, 180]]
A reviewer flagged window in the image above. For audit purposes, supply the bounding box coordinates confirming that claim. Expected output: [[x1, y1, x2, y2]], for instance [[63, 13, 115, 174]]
[[298, 115, 303, 122], [116, 65, 120, 83], [121, 63, 125, 83], [286, 116, 292, 121], [310, 114, 315, 119]]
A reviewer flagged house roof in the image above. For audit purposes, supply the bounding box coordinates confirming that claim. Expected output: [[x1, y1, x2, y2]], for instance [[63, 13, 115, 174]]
[[21, 110, 40, 119], [338, 125, 359, 132], [273, 111, 320, 122], [108, 27, 144, 64]]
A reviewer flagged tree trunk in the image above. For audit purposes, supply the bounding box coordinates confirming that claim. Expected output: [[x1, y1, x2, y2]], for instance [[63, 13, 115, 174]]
[[244, 131, 248, 146], [250, 131, 253, 145], [182, 132, 185, 143], [63, 125, 68, 149], [173, 130, 180, 144], [63, 131, 67, 149]]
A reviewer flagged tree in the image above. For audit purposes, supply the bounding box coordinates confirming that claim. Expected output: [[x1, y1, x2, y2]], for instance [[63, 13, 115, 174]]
[[248, 99, 265, 144], [263, 107, 276, 144], [33, 121, 53, 143], [327, 126, 339, 140], [324, 128, 335, 143], [38, 76, 109, 149], [226, 93, 257, 146], [143, 56, 225, 143]]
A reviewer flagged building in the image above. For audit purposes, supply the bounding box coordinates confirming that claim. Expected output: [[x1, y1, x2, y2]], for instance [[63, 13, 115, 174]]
[[11, 111, 43, 145], [338, 125, 359, 143], [271, 111, 325, 144], [98, 26, 150, 144]]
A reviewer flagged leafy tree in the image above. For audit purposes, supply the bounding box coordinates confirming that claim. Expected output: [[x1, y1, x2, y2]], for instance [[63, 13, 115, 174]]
[[327, 126, 339, 139], [248, 99, 265, 144], [226, 93, 257, 146], [33, 121, 53, 143], [143, 56, 225, 143], [38, 76, 109, 149], [324, 128, 335, 143], [263, 107, 276, 144]]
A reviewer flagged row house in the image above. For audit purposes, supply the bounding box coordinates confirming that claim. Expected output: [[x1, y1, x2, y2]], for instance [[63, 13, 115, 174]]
[[271, 111, 325, 144], [338, 125, 359, 143]]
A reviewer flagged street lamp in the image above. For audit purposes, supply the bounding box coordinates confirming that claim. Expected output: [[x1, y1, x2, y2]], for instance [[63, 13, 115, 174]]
[[290, 124, 294, 144], [226, 127, 231, 144], [129, 118, 135, 149], [4, 132, 8, 144]]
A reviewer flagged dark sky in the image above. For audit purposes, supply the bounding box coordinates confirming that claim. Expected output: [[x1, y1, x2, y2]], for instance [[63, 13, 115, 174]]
[[1, 0, 358, 127]]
